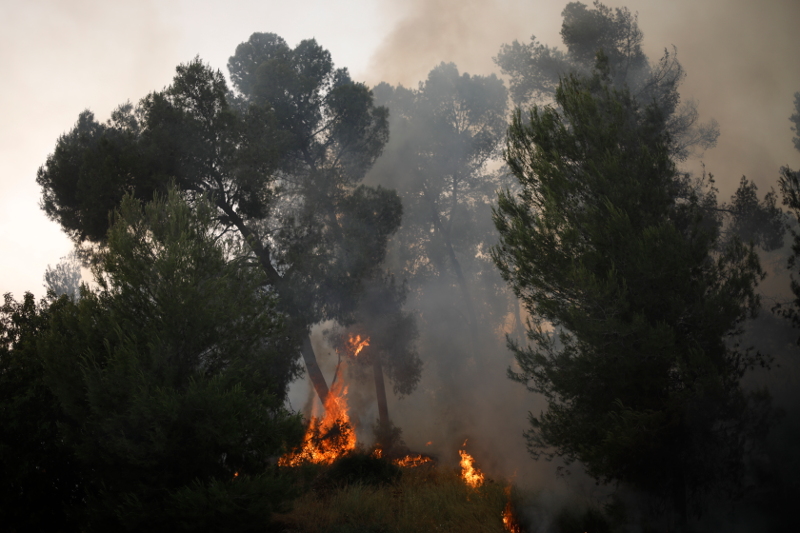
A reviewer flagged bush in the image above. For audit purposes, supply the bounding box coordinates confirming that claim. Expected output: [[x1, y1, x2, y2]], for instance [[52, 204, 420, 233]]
[[555, 505, 612, 533], [317, 451, 402, 492]]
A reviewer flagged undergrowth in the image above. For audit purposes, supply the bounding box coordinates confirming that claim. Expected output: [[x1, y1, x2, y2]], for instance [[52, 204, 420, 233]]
[[274, 456, 512, 533]]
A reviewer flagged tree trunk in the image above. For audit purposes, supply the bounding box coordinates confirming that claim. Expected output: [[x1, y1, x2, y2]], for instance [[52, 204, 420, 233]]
[[672, 460, 689, 532], [215, 199, 332, 407], [301, 335, 329, 405], [423, 188, 480, 340], [444, 238, 479, 337], [373, 356, 390, 428], [513, 299, 526, 343]]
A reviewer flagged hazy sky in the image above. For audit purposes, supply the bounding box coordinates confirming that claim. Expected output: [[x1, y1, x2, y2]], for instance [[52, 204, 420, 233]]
[[2, 0, 799, 298]]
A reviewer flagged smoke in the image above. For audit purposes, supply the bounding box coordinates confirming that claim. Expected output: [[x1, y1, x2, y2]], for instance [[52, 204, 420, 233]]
[[357, 1, 800, 528], [365, 0, 564, 88], [0, 0, 180, 299], [365, 0, 800, 196]]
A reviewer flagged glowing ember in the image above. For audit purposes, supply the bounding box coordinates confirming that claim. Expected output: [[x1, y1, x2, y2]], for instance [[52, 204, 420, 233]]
[[393, 453, 434, 467], [459, 449, 485, 488], [346, 334, 370, 357], [370, 448, 434, 467], [278, 378, 356, 466]]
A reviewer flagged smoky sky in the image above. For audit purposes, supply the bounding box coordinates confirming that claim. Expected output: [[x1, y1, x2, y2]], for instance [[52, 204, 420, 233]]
[[364, 0, 800, 199]]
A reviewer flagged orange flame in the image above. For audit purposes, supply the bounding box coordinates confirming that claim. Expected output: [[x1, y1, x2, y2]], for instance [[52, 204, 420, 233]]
[[502, 486, 522, 532], [459, 449, 485, 488], [278, 377, 356, 466], [393, 453, 434, 467], [346, 334, 370, 357]]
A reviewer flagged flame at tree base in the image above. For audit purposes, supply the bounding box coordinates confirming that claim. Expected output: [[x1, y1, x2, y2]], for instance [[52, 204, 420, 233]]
[[372, 448, 435, 468], [279, 379, 356, 467]]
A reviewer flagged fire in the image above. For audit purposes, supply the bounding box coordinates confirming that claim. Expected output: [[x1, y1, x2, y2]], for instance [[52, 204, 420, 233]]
[[346, 334, 370, 357], [393, 453, 434, 467], [371, 447, 434, 467], [278, 377, 356, 467], [502, 486, 522, 532], [459, 449, 485, 488]]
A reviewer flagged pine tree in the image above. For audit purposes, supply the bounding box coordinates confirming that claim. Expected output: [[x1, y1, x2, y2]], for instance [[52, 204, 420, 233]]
[[493, 62, 771, 527]]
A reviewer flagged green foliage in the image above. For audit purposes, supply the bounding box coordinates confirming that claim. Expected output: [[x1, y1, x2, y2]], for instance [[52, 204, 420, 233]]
[[0, 293, 85, 532], [37, 32, 410, 412], [777, 94, 800, 336], [493, 67, 771, 521], [39, 189, 304, 530], [319, 451, 402, 489], [371, 64, 507, 293], [554, 505, 612, 533], [724, 176, 786, 252], [369, 62, 511, 389], [37, 34, 401, 332], [43, 251, 82, 300], [338, 275, 422, 397], [495, 1, 718, 161], [115, 472, 295, 533], [790, 91, 800, 153], [278, 466, 510, 533]]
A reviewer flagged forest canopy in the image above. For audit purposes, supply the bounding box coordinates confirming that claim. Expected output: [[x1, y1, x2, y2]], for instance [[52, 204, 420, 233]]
[[2, 3, 798, 532]]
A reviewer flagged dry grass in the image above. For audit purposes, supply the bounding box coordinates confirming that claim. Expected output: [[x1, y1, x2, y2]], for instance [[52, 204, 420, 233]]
[[274, 465, 512, 533]]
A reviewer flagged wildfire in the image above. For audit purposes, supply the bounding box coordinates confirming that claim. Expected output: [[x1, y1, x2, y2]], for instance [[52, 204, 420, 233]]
[[372, 447, 434, 467], [346, 334, 370, 357], [502, 486, 522, 532], [459, 449, 485, 488], [278, 378, 356, 466], [393, 453, 434, 468]]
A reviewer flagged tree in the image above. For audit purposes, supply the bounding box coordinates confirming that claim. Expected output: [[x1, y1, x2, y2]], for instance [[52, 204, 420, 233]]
[[723, 176, 785, 252], [0, 292, 85, 532], [329, 273, 422, 444], [493, 66, 771, 527], [39, 188, 304, 530], [790, 91, 800, 153], [495, 1, 719, 161], [777, 90, 800, 336], [369, 63, 511, 348], [37, 33, 403, 406], [43, 251, 82, 301]]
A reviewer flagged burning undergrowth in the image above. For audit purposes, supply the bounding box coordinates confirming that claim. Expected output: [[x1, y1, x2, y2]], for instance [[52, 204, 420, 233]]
[[274, 456, 525, 533], [277, 331, 524, 531]]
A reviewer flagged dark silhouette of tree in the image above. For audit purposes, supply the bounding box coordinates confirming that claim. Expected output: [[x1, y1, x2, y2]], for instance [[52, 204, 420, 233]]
[[331, 274, 421, 442], [43, 251, 82, 301], [495, 0, 719, 161], [777, 90, 800, 338], [493, 64, 772, 528], [39, 188, 304, 530], [790, 91, 800, 153], [37, 33, 402, 406], [0, 292, 86, 532], [369, 63, 510, 346]]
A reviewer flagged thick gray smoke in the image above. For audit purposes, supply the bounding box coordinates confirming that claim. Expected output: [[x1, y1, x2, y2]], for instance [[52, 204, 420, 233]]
[[351, 1, 800, 529]]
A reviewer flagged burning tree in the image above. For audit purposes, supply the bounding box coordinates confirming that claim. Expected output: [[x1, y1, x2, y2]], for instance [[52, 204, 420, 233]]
[[341, 274, 421, 446], [37, 32, 401, 408], [493, 62, 773, 527]]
